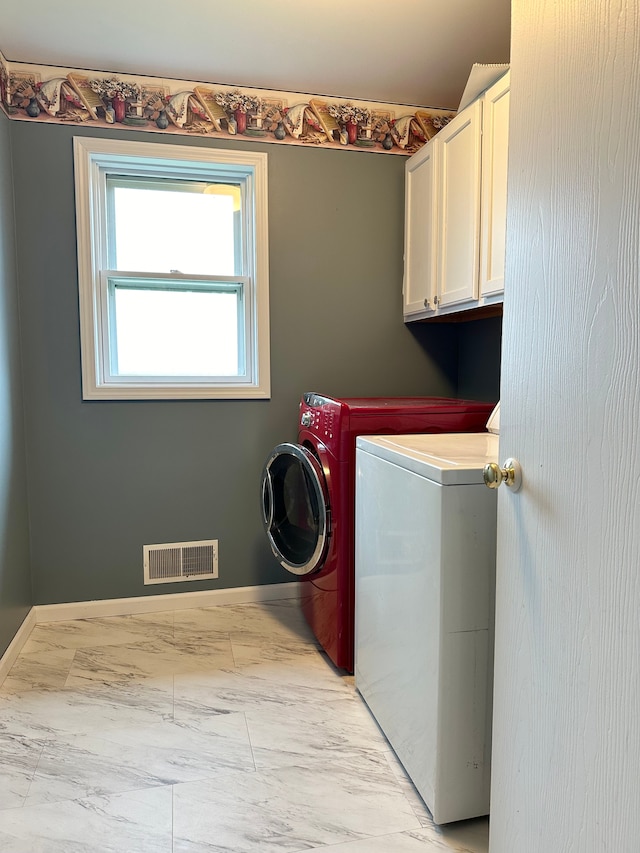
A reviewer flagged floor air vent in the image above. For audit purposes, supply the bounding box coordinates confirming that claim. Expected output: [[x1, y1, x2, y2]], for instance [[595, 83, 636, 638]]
[[143, 540, 218, 584]]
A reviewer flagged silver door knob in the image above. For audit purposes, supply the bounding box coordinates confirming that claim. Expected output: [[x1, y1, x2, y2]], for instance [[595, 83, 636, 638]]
[[483, 458, 522, 492]]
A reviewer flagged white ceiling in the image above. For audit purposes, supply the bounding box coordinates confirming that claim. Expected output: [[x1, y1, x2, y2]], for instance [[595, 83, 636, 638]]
[[1, 0, 511, 109]]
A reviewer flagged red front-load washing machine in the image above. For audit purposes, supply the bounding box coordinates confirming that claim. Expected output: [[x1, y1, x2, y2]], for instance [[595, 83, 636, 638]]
[[261, 393, 495, 672]]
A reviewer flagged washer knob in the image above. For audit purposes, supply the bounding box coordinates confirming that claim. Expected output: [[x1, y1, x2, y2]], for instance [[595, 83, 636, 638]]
[[301, 411, 312, 427]]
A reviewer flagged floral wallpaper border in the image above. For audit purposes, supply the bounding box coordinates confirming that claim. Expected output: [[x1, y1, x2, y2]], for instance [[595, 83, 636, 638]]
[[0, 51, 455, 156]]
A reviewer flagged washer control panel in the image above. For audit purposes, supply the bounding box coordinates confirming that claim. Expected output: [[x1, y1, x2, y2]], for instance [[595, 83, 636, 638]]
[[300, 393, 338, 440]]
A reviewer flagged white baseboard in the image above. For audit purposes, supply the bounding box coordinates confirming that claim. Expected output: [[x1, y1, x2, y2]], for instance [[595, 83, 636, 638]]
[[34, 582, 301, 623], [0, 607, 37, 684], [0, 582, 301, 684]]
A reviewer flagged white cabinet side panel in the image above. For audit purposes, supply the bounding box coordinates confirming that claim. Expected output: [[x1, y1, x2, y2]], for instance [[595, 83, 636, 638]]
[[355, 449, 442, 812], [436, 483, 497, 824], [355, 452, 497, 825], [480, 74, 510, 297]]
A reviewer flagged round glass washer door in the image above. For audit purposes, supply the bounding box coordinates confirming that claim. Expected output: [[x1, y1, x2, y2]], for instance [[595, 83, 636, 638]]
[[261, 443, 329, 575]]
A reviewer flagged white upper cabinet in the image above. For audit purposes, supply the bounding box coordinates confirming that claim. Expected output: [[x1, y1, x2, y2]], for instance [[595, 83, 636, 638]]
[[437, 99, 483, 309], [403, 141, 439, 314], [403, 70, 510, 321]]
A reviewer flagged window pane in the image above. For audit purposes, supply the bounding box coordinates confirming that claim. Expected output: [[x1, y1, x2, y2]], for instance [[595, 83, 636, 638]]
[[114, 288, 240, 376], [110, 181, 238, 275]]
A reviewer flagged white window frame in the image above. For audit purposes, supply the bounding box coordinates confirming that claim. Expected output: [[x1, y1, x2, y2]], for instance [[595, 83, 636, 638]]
[[73, 137, 270, 400]]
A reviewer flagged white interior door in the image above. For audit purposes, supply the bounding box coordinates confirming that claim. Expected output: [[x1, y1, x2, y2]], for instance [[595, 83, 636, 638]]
[[490, 2, 640, 851]]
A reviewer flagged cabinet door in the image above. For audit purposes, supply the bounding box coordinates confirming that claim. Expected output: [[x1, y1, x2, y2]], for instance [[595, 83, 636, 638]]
[[480, 72, 510, 297], [403, 140, 438, 317], [436, 99, 483, 308]]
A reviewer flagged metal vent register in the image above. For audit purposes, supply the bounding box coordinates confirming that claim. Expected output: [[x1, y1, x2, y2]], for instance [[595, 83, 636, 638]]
[[143, 540, 218, 584]]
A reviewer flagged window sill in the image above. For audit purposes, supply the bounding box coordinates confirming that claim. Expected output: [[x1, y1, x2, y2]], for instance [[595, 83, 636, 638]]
[[82, 383, 271, 401]]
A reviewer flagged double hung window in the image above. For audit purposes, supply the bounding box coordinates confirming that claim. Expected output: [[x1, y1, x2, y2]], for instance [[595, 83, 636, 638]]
[[73, 137, 269, 399]]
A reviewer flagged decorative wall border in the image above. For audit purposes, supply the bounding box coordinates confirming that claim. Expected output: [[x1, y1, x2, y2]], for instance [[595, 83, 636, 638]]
[[0, 50, 455, 156]]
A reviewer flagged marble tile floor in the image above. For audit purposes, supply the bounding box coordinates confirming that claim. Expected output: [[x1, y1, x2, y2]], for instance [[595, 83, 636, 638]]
[[0, 599, 489, 852]]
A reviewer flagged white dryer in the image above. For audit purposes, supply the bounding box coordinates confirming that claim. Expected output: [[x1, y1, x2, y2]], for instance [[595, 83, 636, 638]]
[[354, 431, 498, 825]]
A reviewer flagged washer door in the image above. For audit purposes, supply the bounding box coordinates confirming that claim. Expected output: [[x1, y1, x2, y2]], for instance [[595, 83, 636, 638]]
[[261, 443, 330, 575]]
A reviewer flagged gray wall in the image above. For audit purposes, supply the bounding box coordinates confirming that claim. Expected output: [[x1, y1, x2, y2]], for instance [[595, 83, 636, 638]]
[[0, 112, 32, 654], [457, 315, 502, 402], [11, 121, 463, 605]]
